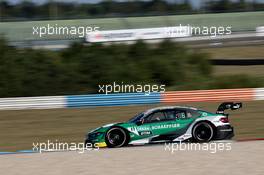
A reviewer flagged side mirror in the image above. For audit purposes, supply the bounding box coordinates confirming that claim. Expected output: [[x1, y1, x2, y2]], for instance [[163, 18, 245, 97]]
[[136, 120, 143, 126]]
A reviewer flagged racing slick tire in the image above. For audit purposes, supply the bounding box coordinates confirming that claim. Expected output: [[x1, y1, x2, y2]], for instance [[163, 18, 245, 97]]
[[105, 127, 129, 148], [192, 122, 214, 142]]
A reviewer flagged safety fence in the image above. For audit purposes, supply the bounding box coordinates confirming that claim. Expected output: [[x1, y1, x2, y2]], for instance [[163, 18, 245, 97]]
[[0, 88, 263, 110]]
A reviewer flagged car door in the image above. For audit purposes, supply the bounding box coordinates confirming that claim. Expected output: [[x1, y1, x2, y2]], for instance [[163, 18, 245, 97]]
[[148, 109, 198, 142], [141, 109, 181, 142]]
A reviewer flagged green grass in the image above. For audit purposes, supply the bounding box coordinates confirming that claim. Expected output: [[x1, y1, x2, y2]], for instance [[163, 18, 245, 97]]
[[202, 46, 264, 59], [200, 46, 264, 77], [0, 11, 263, 41], [0, 101, 264, 151]]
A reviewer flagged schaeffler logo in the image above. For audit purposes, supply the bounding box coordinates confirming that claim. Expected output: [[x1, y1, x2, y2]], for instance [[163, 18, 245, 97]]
[[98, 82, 166, 95]]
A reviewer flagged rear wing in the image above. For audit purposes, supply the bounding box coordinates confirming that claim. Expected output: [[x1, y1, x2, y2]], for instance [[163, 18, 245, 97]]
[[216, 102, 242, 114]]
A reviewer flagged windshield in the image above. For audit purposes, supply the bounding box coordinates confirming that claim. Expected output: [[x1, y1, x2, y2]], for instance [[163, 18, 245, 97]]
[[128, 112, 144, 123]]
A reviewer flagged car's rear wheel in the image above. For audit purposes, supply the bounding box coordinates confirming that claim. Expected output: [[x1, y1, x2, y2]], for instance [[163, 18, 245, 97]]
[[192, 122, 214, 142], [105, 127, 128, 148]]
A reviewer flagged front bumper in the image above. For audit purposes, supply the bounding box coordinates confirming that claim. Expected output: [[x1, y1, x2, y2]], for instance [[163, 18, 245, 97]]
[[85, 138, 107, 148], [214, 125, 234, 140], [85, 132, 107, 148]]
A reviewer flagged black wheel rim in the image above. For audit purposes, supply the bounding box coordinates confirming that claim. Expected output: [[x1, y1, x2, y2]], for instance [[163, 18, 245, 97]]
[[195, 124, 212, 141], [107, 129, 126, 147]]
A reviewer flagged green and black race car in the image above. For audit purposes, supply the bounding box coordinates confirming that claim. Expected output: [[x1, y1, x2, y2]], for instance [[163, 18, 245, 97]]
[[85, 102, 242, 148]]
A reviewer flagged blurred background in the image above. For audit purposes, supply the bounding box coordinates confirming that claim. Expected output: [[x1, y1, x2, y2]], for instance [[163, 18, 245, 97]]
[[0, 0, 264, 97], [0, 0, 264, 151]]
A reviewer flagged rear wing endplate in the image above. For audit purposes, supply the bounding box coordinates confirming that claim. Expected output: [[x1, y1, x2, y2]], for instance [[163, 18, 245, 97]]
[[216, 102, 242, 114]]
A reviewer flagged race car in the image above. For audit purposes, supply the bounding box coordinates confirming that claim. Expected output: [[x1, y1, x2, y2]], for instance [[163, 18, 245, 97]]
[[85, 102, 242, 148]]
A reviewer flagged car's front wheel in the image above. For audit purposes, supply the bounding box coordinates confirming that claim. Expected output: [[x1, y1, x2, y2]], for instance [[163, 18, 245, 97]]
[[105, 127, 128, 148], [192, 122, 214, 142]]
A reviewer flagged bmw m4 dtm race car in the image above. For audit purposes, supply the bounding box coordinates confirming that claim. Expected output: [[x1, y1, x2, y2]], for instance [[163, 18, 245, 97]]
[[85, 102, 242, 148]]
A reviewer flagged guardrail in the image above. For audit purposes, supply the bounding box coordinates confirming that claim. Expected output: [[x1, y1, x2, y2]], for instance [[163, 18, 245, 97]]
[[0, 88, 263, 110]]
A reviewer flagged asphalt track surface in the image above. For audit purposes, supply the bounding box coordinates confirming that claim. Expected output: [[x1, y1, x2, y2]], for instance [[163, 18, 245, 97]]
[[1, 140, 263, 175]]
